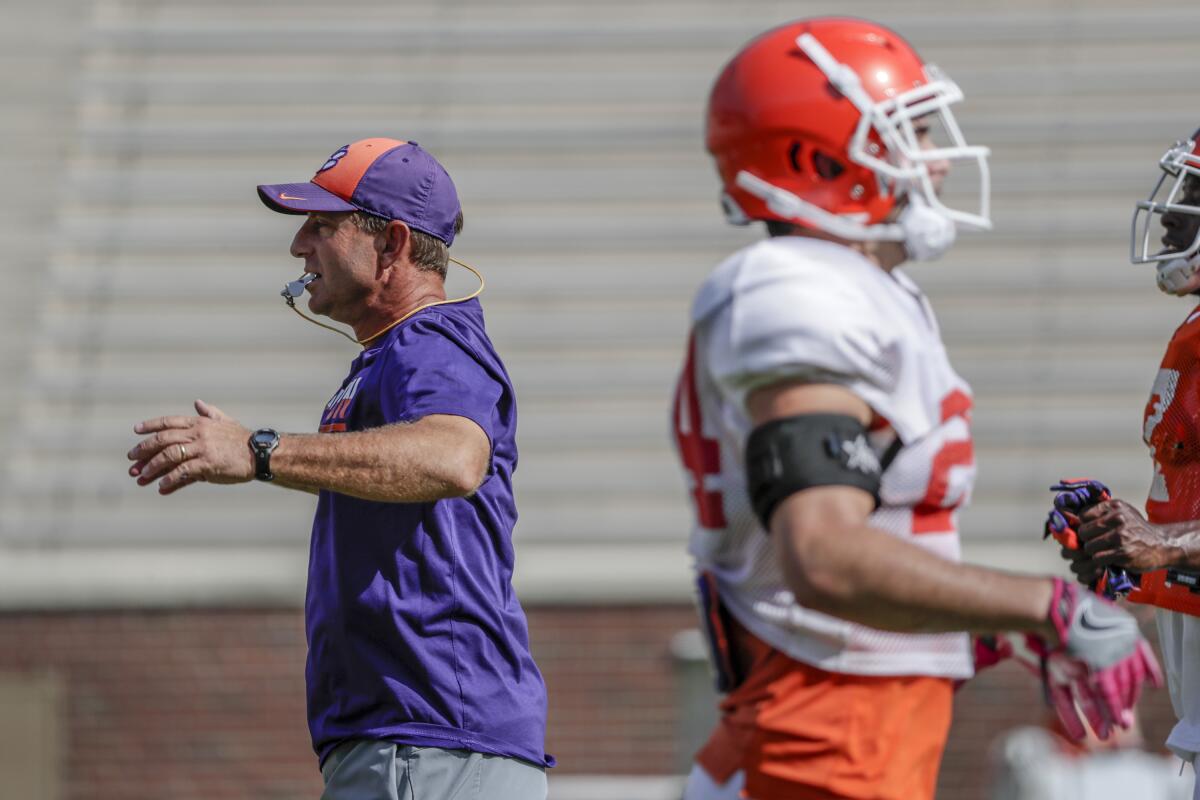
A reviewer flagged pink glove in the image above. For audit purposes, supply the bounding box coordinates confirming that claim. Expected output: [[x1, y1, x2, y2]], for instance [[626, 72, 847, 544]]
[[1040, 578, 1163, 739], [971, 635, 1013, 673], [974, 580, 1162, 739], [956, 635, 1014, 691], [1007, 631, 1103, 740]]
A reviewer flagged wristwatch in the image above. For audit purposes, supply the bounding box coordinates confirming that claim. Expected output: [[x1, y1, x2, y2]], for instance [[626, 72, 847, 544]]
[[249, 428, 281, 482]]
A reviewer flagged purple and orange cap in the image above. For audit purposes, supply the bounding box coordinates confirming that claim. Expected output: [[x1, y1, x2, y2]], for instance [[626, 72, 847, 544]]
[[257, 138, 461, 245]]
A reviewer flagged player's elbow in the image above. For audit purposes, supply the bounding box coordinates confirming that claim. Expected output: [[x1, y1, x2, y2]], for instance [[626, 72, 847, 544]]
[[782, 546, 859, 611], [773, 503, 869, 611], [772, 491, 868, 609]]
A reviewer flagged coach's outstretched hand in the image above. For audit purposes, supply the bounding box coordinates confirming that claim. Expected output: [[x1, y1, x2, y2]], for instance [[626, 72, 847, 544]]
[[127, 399, 255, 495]]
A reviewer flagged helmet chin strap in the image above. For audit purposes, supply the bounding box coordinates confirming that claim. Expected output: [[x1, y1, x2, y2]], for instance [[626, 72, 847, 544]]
[[733, 170, 957, 261], [1156, 253, 1200, 296], [735, 171, 902, 241], [897, 195, 957, 262]]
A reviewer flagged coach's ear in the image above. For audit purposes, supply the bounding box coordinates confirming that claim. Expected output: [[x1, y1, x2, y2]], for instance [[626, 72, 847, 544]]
[[378, 220, 412, 272]]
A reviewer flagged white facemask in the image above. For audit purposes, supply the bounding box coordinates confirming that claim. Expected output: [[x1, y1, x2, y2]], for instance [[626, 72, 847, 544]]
[[1132, 138, 1200, 267]]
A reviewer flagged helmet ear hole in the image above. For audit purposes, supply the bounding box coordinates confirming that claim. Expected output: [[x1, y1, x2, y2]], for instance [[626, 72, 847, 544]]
[[811, 150, 846, 180], [787, 143, 846, 181]]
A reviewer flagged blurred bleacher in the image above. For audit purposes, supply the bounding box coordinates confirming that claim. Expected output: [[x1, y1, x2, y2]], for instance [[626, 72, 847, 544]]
[[3, 0, 1200, 608]]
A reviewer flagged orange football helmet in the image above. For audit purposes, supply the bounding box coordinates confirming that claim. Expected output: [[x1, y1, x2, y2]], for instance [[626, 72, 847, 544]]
[[706, 17, 991, 253]]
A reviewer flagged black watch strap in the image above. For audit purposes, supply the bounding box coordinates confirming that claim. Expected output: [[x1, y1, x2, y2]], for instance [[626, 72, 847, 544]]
[[249, 428, 280, 482]]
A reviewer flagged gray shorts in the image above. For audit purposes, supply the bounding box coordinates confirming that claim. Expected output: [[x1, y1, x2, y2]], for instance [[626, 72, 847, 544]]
[[319, 739, 547, 800]]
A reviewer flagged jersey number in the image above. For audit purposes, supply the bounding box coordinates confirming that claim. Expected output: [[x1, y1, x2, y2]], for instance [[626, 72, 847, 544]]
[[673, 336, 727, 528], [1144, 368, 1179, 503], [911, 389, 975, 534]]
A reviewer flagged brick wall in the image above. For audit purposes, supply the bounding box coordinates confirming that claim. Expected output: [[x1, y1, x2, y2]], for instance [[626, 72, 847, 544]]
[[533, 606, 694, 773], [0, 606, 1181, 799], [0, 611, 319, 800]]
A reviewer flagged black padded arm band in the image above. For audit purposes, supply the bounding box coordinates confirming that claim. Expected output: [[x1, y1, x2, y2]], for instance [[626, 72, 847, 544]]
[[745, 413, 883, 530]]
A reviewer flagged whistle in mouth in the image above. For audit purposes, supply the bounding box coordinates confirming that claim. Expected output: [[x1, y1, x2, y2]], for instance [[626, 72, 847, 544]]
[[282, 273, 318, 301]]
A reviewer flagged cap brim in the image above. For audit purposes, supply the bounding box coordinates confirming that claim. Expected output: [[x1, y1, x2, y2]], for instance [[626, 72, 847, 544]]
[[256, 182, 358, 214]]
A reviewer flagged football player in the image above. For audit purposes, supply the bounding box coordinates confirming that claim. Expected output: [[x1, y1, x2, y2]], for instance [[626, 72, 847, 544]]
[[673, 17, 1162, 800], [1061, 129, 1200, 799]]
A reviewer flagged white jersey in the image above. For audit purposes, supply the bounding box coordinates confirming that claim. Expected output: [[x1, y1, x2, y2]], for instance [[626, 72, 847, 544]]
[[672, 237, 974, 678]]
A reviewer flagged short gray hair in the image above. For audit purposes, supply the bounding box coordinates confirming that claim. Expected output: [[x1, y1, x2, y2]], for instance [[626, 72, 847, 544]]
[[350, 211, 464, 279]]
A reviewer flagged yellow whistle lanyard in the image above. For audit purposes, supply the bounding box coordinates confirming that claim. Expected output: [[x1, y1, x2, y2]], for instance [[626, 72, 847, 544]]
[[285, 257, 486, 347]]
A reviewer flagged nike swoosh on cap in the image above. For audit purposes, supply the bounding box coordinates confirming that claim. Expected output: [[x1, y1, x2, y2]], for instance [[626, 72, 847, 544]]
[[279, 192, 307, 201]]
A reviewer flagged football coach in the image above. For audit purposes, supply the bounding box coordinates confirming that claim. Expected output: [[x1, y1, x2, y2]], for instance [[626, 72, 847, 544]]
[[126, 138, 552, 800]]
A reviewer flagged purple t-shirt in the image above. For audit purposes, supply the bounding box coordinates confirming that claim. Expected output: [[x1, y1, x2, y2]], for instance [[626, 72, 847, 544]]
[[304, 298, 551, 768]]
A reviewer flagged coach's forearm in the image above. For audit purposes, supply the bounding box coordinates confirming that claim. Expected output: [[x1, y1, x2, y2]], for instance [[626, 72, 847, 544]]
[[269, 415, 489, 502], [775, 493, 1057, 638]]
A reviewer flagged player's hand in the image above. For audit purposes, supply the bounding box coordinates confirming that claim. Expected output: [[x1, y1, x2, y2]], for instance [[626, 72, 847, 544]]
[[972, 630, 1100, 735], [971, 634, 1013, 673], [1076, 499, 1174, 573], [1045, 500, 1103, 584], [1040, 578, 1163, 739], [956, 634, 1014, 691], [127, 399, 255, 494], [1045, 479, 1135, 598], [1047, 506, 1100, 584], [1061, 544, 1106, 587], [969, 581, 1160, 739], [1044, 479, 1106, 556]]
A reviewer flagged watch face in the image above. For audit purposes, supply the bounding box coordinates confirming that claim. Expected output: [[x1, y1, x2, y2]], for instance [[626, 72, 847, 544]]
[[252, 430, 278, 448]]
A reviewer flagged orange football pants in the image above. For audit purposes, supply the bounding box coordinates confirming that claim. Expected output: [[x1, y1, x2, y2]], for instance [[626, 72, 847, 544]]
[[695, 617, 953, 800]]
